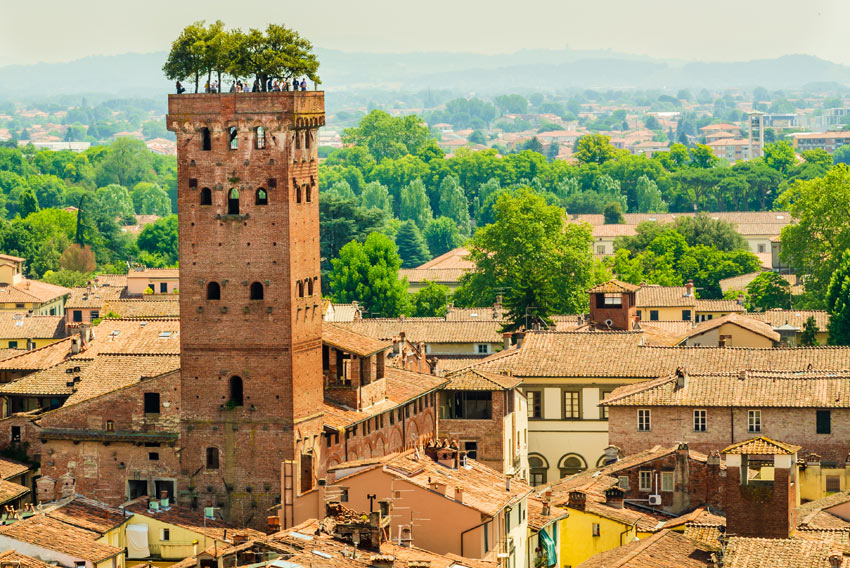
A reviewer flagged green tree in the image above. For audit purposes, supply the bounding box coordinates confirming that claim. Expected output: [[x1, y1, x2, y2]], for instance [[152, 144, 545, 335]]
[[410, 281, 451, 317], [746, 272, 791, 311], [59, 243, 96, 273], [763, 141, 796, 174], [689, 144, 718, 169], [424, 216, 464, 258], [359, 181, 392, 214], [94, 184, 135, 221], [834, 145, 850, 166], [343, 110, 437, 162], [469, 130, 486, 145], [399, 178, 432, 230], [162, 21, 208, 92], [438, 176, 471, 235], [777, 165, 850, 302], [456, 188, 595, 330], [634, 175, 667, 213], [228, 24, 320, 88], [826, 250, 850, 345], [673, 213, 748, 251], [137, 215, 179, 265], [395, 221, 431, 268], [523, 137, 544, 155], [801, 149, 834, 170], [319, 195, 387, 278], [328, 233, 408, 317], [94, 138, 153, 188], [131, 182, 172, 216], [18, 188, 39, 218], [325, 180, 356, 200], [603, 202, 625, 224], [574, 134, 619, 165], [800, 316, 820, 346]]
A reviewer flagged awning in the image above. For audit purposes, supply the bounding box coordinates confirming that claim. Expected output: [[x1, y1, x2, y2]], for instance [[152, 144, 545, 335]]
[[538, 528, 557, 567]]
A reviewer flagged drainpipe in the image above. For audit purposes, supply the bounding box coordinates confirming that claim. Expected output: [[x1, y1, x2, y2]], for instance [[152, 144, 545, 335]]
[[730, 408, 734, 445], [619, 519, 638, 546], [461, 518, 492, 557]]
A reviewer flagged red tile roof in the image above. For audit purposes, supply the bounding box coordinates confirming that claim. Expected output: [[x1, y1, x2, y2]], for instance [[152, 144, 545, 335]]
[[722, 436, 801, 456], [576, 529, 717, 567], [0, 514, 123, 562]]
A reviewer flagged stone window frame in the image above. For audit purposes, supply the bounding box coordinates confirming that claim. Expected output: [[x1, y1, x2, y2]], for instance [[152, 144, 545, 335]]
[[558, 453, 587, 478], [693, 409, 707, 432], [747, 409, 761, 433], [661, 471, 674, 492], [637, 408, 651, 431], [563, 389, 581, 420], [599, 388, 615, 420], [638, 469, 652, 492], [526, 390, 542, 420], [528, 454, 548, 487]]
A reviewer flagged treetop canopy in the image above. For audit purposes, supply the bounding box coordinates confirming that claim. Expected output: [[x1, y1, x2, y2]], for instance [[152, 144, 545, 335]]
[[163, 21, 320, 92]]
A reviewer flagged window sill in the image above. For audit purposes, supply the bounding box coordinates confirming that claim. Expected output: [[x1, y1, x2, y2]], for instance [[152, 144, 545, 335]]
[[216, 213, 250, 221]]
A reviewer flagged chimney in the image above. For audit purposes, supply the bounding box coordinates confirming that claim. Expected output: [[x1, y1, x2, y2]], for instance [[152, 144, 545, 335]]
[[738, 370, 747, 381], [719, 336, 727, 348], [87, 281, 92, 295], [568, 491, 586, 511], [706, 450, 721, 467], [454, 487, 463, 503], [675, 367, 688, 389], [542, 502, 551, 517], [603, 445, 621, 466], [737, 294, 745, 306], [685, 280, 694, 297], [605, 487, 625, 509], [429, 481, 447, 495], [515, 332, 525, 348], [369, 556, 395, 568], [503, 332, 512, 350], [506, 474, 513, 493], [418, 342, 426, 373], [70, 337, 81, 355]]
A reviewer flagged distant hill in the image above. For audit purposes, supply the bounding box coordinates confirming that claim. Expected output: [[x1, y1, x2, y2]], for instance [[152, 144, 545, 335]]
[[0, 49, 848, 100]]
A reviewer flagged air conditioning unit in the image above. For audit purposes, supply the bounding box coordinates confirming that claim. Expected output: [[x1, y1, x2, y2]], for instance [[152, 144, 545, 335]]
[[648, 494, 662, 506], [604, 319, 614, 328]]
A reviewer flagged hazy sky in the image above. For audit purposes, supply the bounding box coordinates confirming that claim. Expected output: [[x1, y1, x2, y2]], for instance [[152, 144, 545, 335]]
[[1, 0, 848, 67]]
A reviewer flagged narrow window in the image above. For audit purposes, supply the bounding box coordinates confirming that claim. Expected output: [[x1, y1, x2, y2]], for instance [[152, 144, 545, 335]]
[[201, 128, 211, 151], [300, 453, 314, 493], [229, 127, 238, 150], [305, 183, 312, 203], [307, 278, 314, 296], [694, 409, 707, 432], [650, 310, 659, 321], [295, 131, 301, 150], [255, 188, 268, 206], [661, 471, 674, 492], [639, 470, 652, 492], [207, 281, 221, 300], [600, 390, 612, 420], [297, 281, 304, 298], [200, 187, 212, 206], [144, 392, 160, 414], [295, 184, 302, 204], [227, 188, 240, 215], [73, 310, 83, 323], [189, 178, 198, 189], [160, 282, 168, 293], [161, 528, 170, 541], [250, 282, 264, 300], [817, 410, 831, 434], [305, 130, 311, 149], [527, 391, 541, 419], [564, 391, 581, 419], [682, 310, 692, 321], [748, 410, 761, 433], [105, 420, 114, 432], [826, 476, 841, 493], [592, 523, 600, 537], [11, 426, 20, 442], [206, 447, 220, 469], [637, 409, 651, 431], [229, 376, 243, 407], [255, 126, 266, 150]]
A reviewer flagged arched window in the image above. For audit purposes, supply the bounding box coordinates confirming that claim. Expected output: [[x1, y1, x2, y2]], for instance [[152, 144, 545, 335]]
[[206, 447, 220, 469], [297, 281, 304, 298], [255, 126, 266, 150], [250, 282, 264, 300], [200, 187, 212, 206], [206, 281, 221, 300], [227, 188, 239, 215], [596, 455, 609, 468], [228, 127, 238, 150], [201, 128, 211, 151], [558, 454, 587, 478], [305, 183, 312, 203], [229, 376, 243, 407], [295, 184, 302, 204], [529, 454, 549, 487], [255, 188, 268, 206], [305, 130, 311, 149]]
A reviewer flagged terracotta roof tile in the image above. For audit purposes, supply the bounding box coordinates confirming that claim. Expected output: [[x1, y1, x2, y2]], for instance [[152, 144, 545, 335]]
[[416, 247, 472, 270], [695, 299, 746, 313], [681, 523, 725, 548], [443, 369, 522, 391], [722, 536, 844, 568], [800, 492, 850, 528], [462, 331, 850, 378], [722, 436, 801, 455], [0, 313, 65, 339], [0, 359, 92, 397], [0, 514, 123, 562], [85, 318, 181, 355], [65, 285, 124, 309], [748, 310, 830, 330], [0, 337, 75, 371], [0, 279, 70, 305], [399, 267, 468, 283], [0, 550, 55, 568], [576, 529, 717, 567], [101, 298, 180, 318], [0, 457, 29, 480], [588, 280, 641, 294], [46, 495, 129, 534], [0, 478, 29, 505], [444, 306, 506, 321], [637, 285, 696, 308], [339, 318, 504, 344], [604, 371, 850, 409], [527, 495, 568, 531], [683, 313, 780, 343], [323, 323, 390, 357], [124, 498, 263, 541], [63, 354, 180, 406]]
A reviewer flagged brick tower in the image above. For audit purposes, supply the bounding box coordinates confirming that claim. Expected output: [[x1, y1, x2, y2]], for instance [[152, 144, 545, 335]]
[[166, 92, 325, 527]]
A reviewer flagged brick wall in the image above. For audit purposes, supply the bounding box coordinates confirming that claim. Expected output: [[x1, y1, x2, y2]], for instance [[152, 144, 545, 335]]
[[168, 92, 325, 528], [438, 390, 508, 472], [725, 461, 796, 539], [609, 406, 850, 462]]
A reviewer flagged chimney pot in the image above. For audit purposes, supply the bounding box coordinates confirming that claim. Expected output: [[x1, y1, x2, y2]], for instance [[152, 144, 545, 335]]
[[568, 490, 587, 511], [503, 332, 512, 350]]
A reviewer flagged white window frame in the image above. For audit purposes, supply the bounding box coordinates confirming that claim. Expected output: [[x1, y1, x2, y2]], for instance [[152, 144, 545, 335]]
[[661, 471, 674, 492], [617, 475, 630, 490], [748, 410, 761, 433], [637, 409, 651, 432], [638, 470, 652, 492], [694, 409, 707, 432], [475, 343, 491, 355]]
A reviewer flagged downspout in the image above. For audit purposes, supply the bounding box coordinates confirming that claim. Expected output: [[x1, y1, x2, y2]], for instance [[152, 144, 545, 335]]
[[730, 408, 734, 445], [344, 427, 349, 462], [619, 519, 638, 546], [461, 518, 492, 557]]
